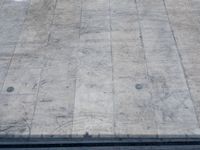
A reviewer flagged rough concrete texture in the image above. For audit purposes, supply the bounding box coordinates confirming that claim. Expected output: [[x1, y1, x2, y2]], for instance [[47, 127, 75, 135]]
[[1, 0, 200, 137]]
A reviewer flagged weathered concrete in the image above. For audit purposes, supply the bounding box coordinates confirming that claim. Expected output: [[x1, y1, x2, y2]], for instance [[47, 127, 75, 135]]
[[0, 0, 200, 137]]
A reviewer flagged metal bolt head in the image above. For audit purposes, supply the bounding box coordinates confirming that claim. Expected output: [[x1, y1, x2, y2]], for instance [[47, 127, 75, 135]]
[[7, 87, 14, 92], [135, 84, 143, 90]]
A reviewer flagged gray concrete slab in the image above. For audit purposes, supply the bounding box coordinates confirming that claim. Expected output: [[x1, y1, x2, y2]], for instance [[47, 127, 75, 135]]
[[0, 94, 36, 137], [1, 0, 200, 138], [31, 60, 76, 135], [0, 56, 10, 91]]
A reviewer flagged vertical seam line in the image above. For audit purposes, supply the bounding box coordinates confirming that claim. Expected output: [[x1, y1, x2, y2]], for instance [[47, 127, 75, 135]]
[[135, 0, 159, 135], [109, 0, 116, 135]]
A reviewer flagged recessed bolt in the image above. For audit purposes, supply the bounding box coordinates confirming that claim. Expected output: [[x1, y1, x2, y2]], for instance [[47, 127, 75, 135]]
[[135, 84, 143, 90], [7, 87, 14, 93]]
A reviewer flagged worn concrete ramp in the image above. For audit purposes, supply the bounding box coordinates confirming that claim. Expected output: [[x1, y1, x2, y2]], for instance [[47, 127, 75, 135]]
[[1, 0, 200, 138]]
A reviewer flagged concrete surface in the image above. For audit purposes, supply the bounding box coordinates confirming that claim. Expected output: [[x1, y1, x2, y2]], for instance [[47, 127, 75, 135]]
[[1, 0, 200, 137]]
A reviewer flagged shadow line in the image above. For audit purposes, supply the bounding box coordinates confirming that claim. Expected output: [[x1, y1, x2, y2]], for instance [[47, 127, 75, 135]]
[[1, 135, 200, 149]]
